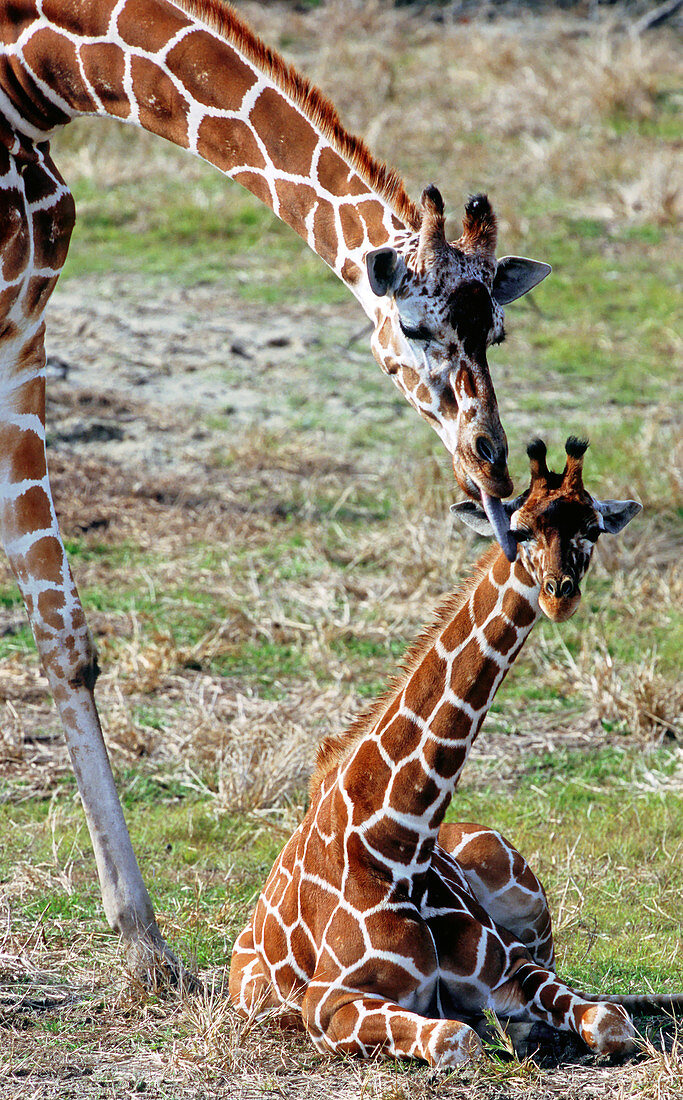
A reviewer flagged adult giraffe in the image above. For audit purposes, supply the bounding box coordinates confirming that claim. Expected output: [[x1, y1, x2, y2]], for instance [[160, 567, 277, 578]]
[[0, 0, 550, 977], [230, 440, 671, 1065]]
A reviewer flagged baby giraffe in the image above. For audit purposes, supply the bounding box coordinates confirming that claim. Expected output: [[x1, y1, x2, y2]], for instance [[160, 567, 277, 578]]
[[229, 438, 642, 1066]]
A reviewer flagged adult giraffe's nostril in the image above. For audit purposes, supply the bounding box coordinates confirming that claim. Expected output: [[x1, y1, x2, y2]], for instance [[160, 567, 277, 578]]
[[560, 576, 575, 598], [475, 435, 494, 464], [544, 578, 557, 597], [475, 435, 506, 468], [475, 431, 505, 470]]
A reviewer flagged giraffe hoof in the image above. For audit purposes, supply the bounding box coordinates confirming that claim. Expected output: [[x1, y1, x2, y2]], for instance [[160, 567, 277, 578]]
[[124, 934, 201, 996], [431, 1022, 485, 1066], [579, 1003, 637, 1055]]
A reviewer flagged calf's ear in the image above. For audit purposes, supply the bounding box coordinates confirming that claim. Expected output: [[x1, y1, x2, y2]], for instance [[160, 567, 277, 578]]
[[595, 499, 642, 534]]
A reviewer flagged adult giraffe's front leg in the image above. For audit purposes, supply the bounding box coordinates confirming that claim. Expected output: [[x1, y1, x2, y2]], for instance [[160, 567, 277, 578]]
[[0, 145, 184, 985]]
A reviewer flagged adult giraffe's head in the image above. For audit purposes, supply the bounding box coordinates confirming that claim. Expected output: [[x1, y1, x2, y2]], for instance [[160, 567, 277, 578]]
[[365, 186, 550, 549], [453, 437, 641, 621]]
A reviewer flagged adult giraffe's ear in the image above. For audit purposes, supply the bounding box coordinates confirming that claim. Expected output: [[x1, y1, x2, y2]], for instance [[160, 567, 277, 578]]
[[492, 256, 552, 305], [594, 499, 642, 533], [365, 247, 404, 297]]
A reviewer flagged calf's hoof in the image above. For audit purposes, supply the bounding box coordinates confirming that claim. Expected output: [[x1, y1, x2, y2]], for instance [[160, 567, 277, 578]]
[[579, 1003, 637, 1055], [430, 1021, 485, 1066]]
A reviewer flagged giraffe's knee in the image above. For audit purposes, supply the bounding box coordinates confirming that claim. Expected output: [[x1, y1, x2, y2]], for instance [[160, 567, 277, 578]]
[[39, 624, 100, 700], [64, 622, 100, 692], [69, 650, 100, 692]]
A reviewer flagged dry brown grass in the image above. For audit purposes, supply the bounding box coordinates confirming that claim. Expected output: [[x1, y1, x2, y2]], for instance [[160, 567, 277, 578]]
[[623, 1022, 683, 1100]]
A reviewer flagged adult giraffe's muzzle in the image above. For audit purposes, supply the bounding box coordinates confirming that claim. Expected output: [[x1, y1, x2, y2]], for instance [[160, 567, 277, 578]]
[[449, 361, 516, 560]]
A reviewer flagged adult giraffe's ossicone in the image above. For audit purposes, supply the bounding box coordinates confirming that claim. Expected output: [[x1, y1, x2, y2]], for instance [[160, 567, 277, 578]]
[[0, 0, 549, 977]]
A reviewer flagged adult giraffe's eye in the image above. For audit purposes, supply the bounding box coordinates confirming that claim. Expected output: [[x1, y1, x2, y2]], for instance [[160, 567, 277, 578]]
[[398, 317, 432, 343], [511, 528, 533, 544], [585, 525, 601, 542]]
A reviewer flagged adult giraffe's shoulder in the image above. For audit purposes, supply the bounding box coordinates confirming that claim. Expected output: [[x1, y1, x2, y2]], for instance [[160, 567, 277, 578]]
[[0, 0, 549, 977], [230, 439, 682, 1066]]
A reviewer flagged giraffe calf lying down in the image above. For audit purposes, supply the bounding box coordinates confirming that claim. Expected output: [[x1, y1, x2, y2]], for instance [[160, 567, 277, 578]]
[[230, 438, 648, 1066]]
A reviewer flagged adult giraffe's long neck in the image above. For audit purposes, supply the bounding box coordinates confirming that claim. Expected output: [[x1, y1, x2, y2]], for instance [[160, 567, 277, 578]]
[[331, 545, 541, 884], [0, 0, 417, 306]]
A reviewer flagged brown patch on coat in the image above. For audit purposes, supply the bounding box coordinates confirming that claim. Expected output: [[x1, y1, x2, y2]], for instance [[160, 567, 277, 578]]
[[22, 274, 58, 318], [22, 162, 59, 205], [0, 319, 18, 342], [376, 319, 391, 347], [449, 639, 499, 710], [402, 646, 447, 716], [251, 87, 319, 175], [312, 198, 339, 259], [483, 616, 518, 655], [166, 29, 258, 111], [233, 169, 272, 208], [9, 484, 52, 541], [470, 573, 496, 626], [501, 588, 535, 626], [274, 180, 320, 233], [32, 196, 75, 271], [116, 0, 193, 52], [455, 365, 476, 400], [429, 700, 471, 744], [323, 910, 365, 967], [492, 553, 511, 585], [17, 28, 89, 120], [339, 204, 365, 251], [79, 42, 128, 119], [37, 589, 66, 633], [130, 56, 190, 145], [357, 199, 391, 246], [344, 741, 393, 817], [6, 419, 44, 481], [458, 834, 510, 889], [1, 201, 29, 282], [20, 535, 64, 585], [440, 388, 459, 419], [360, 817, 423, 870], [197, 116, 266, 171], [481, 928, 507, 981], [391, 759, 440, 813], [316, 147, 370, 197], [400, 366, 420, 391], [430, 740, 467, 782], [341, 258, 360, 285]]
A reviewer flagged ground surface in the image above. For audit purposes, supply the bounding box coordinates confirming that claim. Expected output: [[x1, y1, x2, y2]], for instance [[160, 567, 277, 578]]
[[0, 2, 681, 1098]]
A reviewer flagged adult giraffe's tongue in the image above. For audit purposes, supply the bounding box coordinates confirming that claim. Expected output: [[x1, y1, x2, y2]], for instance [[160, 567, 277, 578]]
[[481, 491, 517, 563]]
